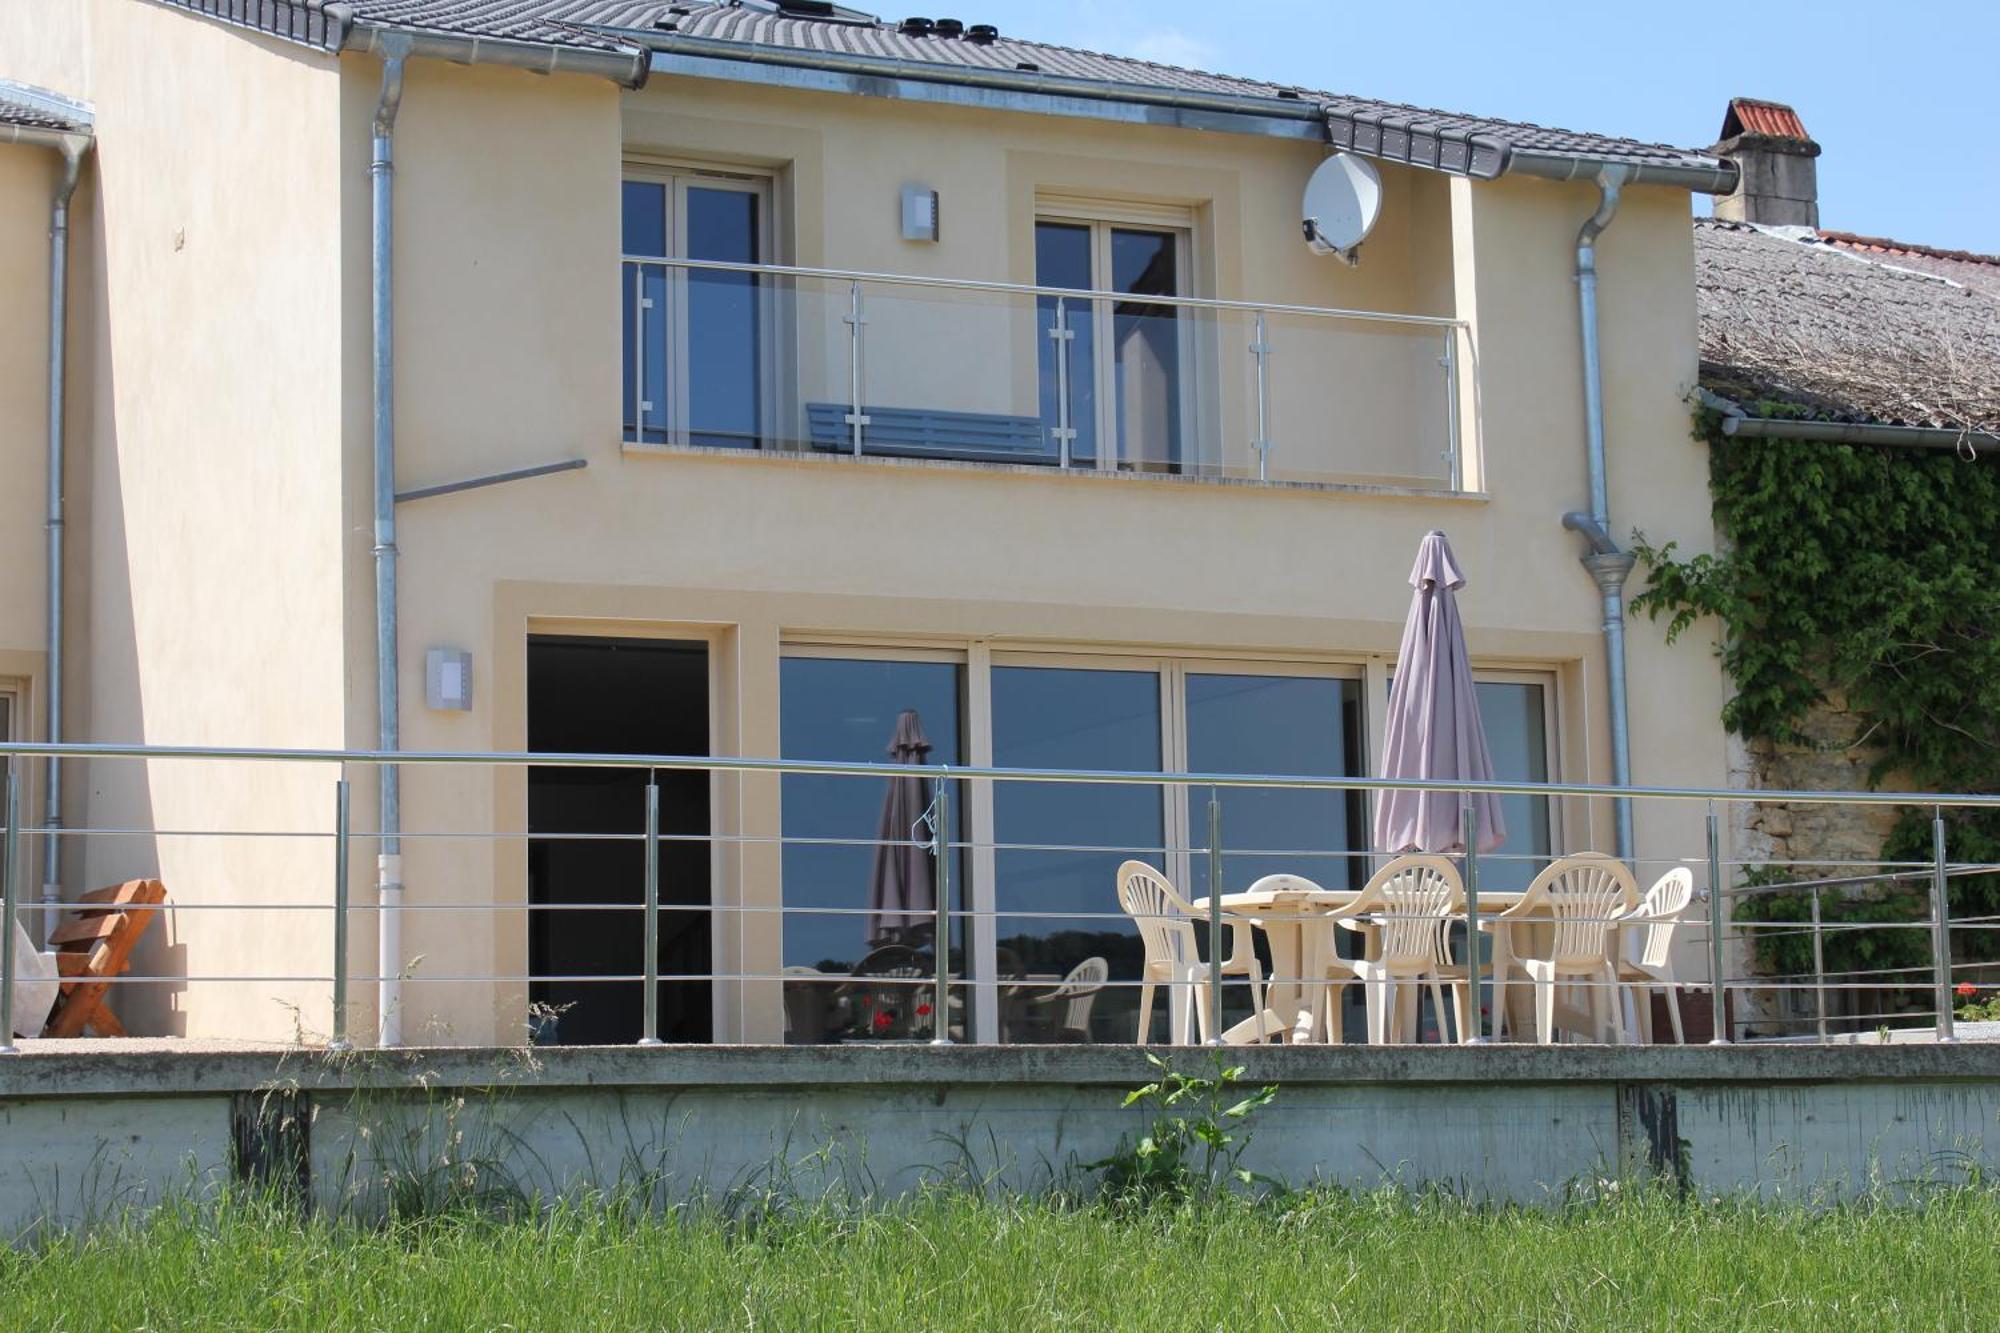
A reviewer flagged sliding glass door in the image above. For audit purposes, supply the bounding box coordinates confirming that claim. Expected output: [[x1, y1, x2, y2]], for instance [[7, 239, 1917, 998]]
[[991, 664, 1164, 1044]]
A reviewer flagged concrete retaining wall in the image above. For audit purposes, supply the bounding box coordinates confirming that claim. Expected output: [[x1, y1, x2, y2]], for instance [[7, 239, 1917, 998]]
[[1, 1043, 1996, 1233]]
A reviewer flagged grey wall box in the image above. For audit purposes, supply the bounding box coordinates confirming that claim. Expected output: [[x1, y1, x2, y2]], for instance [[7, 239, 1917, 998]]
[[425, 648, 473, 711], [900, 184, 939, 242]]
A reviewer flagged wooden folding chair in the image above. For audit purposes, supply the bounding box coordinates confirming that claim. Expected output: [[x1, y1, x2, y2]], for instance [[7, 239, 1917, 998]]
[[42, 879, 167, 1038]]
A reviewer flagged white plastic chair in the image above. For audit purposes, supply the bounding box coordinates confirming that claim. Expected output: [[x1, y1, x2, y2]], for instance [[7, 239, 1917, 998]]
[[1615, 867, 1696, 1044], [1496, 853, 1640, 1043], [1331, 855, 1469, 1044], [1030, 955, 1108, 1041], [1116, 861, 1266, 1045]]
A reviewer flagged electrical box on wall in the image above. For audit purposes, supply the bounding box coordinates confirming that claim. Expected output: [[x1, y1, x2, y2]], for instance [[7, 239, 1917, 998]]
[[426, 648, 473, 712], [900, 184, 939, 242]]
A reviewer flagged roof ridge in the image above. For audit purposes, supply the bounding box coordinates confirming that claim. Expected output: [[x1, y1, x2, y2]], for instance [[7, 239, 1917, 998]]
[[1817, 229, 2000, 269]]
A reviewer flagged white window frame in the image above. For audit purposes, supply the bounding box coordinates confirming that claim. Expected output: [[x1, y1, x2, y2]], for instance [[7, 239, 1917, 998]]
[[622, 162, 780, 450], [1033, 205, 1199, 475]]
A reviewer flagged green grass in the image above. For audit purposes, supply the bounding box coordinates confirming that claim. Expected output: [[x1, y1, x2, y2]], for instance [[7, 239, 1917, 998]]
[[3, 1187, 1998, 1330]]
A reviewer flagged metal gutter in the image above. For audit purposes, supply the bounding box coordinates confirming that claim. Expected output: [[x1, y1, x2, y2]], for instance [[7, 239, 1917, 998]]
[[1508, 147, 1738, 196], [644, 31, 1322, 125], [394, 458, 587, 505], [1565, 167, 1638, 862], [38, 135, 85, 946], [322, 5, 650, 88], [1717, 412, 2000, 457], [369, 38, 409, 1049], [642, 33, 1732, 191]]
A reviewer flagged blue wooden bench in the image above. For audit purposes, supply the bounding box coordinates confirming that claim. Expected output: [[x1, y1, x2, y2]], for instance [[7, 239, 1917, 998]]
[[806, 401, 1055, 465]]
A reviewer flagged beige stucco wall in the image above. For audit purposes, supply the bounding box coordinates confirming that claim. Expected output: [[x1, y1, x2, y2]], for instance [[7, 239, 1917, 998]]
[[0, 1, 351, 1040], [0, 144, 54, 682]]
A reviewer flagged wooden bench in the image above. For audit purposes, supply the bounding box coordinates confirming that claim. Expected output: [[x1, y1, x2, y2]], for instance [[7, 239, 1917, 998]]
[[806, 401, 1056, 465], [42, 878, 167, 1038]]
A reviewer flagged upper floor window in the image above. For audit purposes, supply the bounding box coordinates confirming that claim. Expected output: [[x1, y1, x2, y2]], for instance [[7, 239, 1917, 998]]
[[1035, 215, 1190, 473], [622, 169, 771, 448]]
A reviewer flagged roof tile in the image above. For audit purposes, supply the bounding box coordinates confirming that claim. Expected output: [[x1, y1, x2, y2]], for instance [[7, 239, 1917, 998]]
[[151, 1, 1727, 181]]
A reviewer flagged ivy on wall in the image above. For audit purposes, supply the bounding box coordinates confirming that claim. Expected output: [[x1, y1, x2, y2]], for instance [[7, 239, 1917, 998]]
[[1630, 405, 2000, 979]]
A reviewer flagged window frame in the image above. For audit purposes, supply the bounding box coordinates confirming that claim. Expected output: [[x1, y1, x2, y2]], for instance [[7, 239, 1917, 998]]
[[622, 161, 780, 451], [1033, 205, 1199, 475]]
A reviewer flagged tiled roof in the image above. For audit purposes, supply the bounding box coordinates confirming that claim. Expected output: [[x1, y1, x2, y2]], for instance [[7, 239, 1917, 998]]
[[0, 94, 85, 134], [1695, 217, 2000, 431], [152, 1, 1729, 185], [1718, 98, 1810, 142], [1816, 231, 2000, 300]]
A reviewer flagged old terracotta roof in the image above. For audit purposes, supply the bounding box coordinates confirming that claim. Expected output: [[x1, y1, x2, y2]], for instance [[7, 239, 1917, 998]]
[[1696, 218, 2000, 432]]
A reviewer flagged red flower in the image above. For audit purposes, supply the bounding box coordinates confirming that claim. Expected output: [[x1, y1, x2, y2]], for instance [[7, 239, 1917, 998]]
[[1956, 982, 1979, 997], [916, 1003, 933, 1018]]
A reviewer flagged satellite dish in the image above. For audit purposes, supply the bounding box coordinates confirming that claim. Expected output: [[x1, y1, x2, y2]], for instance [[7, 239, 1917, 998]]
[[1303, 152, 1382, 264]]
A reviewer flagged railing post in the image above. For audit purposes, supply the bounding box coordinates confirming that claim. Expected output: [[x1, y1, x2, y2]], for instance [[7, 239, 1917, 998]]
[[1462, 803, 1485, 1044], [1050, 296, 1076, 468], [844, 278, 870, 457], [1250, 309, 1272, 481], [1931, 809, 1957, 1044], [1, 760, 18, 1056], [630, 262, 647, 441], [639, 778, 664, 1047], [329, 774, 352, 1053], [1442, 327, 1463, 491], [931, 770, 953, 1046], [1706, 804, 1729, 1044], [1809, 884, 1827, 1043], [1207, 787, 1224, 1046]]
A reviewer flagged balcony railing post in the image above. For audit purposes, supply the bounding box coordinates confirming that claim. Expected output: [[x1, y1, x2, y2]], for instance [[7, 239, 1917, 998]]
[[1442, 327, 1462, 491], [1462, 803, 1485, 1044], [1050, 296, 1076, 468], [1207, 787, 1224, 1046], [1809, 884, 1827, 1043], [1, 759, 18, 1056], [330, 774, 352, 1053], [639, 778, 664, 1047], [1931, 808, 1956, 1044], [630, 262, 646, 442], [844, 279, 870, 457], [1251, 309, 1272, 481], [1706, 804, 1729, 1044], [931, 770, 953, 1046]]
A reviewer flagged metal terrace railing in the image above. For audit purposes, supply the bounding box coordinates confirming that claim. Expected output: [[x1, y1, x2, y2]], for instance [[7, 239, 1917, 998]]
[[3, 740, 1998, 1052], [619, 256, 1474, 490]]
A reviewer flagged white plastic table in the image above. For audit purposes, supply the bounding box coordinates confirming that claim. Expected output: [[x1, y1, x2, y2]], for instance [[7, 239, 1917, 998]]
[[1194, 886, 1531, 1043]]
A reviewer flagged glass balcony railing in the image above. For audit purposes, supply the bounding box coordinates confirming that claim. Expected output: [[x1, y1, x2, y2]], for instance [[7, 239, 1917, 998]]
[[621, 256, 1473, 491]]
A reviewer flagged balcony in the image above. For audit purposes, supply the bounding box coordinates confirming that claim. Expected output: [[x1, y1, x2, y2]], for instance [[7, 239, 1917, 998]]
[[621, 257, 1473, 491]]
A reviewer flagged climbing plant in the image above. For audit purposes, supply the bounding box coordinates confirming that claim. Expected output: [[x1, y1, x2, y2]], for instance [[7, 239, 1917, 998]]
[[1630, 404, 2000, 978]]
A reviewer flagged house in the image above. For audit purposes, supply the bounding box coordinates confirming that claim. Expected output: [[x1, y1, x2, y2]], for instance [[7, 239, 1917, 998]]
[[1688, 101, 2000, 1024], [0, 1, 1739, 1047]]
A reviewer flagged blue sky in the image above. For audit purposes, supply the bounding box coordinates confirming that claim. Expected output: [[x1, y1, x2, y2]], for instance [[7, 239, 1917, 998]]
[[996, 0, 2000, 253]]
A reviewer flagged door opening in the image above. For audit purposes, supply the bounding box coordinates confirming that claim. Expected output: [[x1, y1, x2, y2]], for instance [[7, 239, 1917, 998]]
[[527, 635, 712, 1044]]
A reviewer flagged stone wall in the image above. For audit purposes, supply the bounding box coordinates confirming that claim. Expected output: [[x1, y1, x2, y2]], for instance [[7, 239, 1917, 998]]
[[1728, 693, 1919, 1033]]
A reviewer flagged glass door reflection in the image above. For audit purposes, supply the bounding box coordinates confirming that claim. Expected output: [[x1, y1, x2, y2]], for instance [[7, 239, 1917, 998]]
[[992, 665, 1164, 1044]]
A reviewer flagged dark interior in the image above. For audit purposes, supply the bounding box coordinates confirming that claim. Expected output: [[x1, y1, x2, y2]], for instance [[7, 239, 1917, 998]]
[[527, 636, 711, 1045]]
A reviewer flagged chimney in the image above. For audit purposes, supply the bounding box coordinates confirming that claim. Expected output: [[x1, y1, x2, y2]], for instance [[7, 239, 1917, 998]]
[[1710, 98, 1820, 227]]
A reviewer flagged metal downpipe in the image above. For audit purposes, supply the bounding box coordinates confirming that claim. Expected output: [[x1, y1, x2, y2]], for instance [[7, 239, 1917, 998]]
[[41, 139, 85, 946], [371, 40, 409, 1047], [1571, 167, 1637, 861]]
